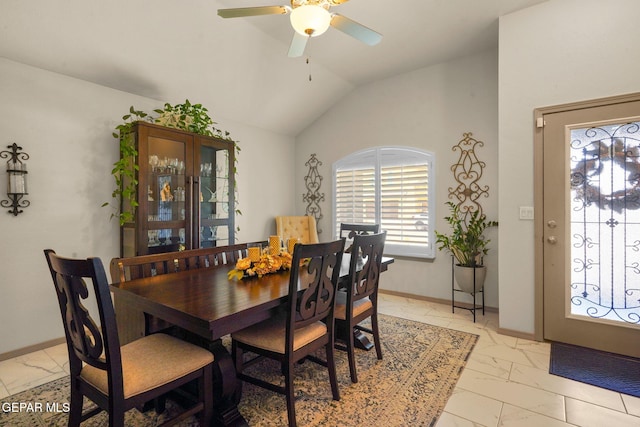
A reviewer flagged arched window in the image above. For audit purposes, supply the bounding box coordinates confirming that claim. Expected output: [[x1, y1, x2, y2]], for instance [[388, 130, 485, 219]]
[[333, 146, 435, 258]]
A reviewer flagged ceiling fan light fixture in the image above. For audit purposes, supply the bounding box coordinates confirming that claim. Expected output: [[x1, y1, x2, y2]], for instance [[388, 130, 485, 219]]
[[290, 5, 331, 37]]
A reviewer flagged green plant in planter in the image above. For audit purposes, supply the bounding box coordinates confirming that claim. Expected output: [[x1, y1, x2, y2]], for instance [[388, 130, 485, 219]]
[[103, 100, 241, 227], [434, 201, 498, 267], [154, 100, 215, 136]]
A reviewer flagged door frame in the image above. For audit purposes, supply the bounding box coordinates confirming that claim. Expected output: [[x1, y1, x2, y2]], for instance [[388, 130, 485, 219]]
[[533, 92, 640, 341]]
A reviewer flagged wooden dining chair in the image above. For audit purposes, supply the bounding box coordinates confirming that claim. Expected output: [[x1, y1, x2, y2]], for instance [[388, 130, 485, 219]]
[[339, 222, 381, 238], [231, 239, 345, 427], [339, 223, 380, 253], [334, 231, 386, 383], [44, 249, 214, 427], [109, 244, 249, 283]]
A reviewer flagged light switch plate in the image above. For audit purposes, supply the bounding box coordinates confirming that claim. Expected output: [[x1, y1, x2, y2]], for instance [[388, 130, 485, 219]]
[[519, 206, 534, 220]]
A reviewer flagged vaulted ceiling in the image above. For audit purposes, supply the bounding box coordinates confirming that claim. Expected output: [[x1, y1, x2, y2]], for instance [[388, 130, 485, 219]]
[[0, 0, 545, 136]]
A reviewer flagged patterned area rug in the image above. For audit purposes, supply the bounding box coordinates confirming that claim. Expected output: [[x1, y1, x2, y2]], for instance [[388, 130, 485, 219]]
[[0, 315, 478, 426]]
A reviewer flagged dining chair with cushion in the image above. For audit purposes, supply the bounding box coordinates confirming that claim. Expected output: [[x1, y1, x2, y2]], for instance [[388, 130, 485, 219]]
[[44, 249, 214, 427], [334, 231, 386, 383], [231, 239, 345, 427], [275, 215, 319, 244], [339, 223, 380, 253]]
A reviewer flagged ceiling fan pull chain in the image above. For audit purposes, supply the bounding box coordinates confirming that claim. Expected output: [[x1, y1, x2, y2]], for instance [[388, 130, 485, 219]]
[[307, 56, 312, 81]]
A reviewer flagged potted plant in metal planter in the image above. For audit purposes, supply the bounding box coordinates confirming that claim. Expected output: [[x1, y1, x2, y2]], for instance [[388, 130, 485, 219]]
[[435, 202, 498, 294]]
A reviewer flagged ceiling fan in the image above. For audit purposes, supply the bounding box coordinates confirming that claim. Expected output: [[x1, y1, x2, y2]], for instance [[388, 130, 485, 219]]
[[217, 0, 382, 57]]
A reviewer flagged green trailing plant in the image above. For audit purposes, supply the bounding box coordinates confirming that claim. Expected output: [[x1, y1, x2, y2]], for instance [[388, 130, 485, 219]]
[[434, 201, 498, 267], [103, 100, 241, 228], [103, 106, 148, 225], [154, 100, 215, 136]]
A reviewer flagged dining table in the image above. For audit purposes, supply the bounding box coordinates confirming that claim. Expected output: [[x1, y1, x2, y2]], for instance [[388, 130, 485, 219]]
[[110, 253, 394, 426]]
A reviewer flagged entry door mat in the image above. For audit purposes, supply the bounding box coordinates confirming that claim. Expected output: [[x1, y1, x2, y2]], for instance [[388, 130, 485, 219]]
[[549, 342, 640, 397]]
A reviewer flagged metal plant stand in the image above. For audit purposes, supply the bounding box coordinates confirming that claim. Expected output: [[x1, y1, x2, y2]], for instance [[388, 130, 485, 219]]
[[451, 256, 485, 323]]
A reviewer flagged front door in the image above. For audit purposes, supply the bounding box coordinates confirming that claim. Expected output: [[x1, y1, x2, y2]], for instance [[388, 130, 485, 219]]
[[539, 96, 640, 358]]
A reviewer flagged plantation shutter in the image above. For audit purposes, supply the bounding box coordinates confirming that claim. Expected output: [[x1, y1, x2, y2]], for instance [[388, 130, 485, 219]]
[[333, 147, 435, 258], [380, 163, 429, 246], [335, 167, 376, 237]]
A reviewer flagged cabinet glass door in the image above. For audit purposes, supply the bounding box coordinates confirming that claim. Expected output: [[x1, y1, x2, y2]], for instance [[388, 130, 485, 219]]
[[198, 144, 230, 247], [147, 135, 189, 253]]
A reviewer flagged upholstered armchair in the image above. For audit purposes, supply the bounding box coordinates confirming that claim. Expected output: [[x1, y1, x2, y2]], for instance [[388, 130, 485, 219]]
[[275, 215, 319, 244]]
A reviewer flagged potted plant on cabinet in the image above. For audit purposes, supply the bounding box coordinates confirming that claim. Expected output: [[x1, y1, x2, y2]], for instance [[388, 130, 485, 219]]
[[434, 201, 498, 294], [104, 100, 241, 227]]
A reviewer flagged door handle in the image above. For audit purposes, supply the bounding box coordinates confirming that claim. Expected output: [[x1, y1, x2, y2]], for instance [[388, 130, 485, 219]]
[[547, 236, 558, 244]]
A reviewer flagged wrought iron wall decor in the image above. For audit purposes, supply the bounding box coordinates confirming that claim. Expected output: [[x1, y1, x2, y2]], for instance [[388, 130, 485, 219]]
[[448, 132, 490, 219], [303, 153, 324, 234], [1, 143, 30, 216]]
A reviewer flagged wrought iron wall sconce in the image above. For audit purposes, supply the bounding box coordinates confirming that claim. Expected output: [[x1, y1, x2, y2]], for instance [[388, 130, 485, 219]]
[[1, 143, 30, 216]]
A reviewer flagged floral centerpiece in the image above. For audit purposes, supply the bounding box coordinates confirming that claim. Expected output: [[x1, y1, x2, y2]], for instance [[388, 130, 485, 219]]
[[228, 250, 293, 280]]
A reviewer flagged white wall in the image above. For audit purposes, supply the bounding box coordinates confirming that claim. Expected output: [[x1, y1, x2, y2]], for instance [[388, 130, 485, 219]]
[[0, 58, 295, 354], [225, 120, 297, 239], [295, 49, 500, 307], [498, 0, 640, 334]]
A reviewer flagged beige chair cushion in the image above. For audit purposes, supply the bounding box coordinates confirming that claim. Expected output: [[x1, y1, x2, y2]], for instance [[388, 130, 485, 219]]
[[334, 290, 373, 320], [232, 313, 327, 354], [275, 216, 319, 244], [81, 333, 214, 399]]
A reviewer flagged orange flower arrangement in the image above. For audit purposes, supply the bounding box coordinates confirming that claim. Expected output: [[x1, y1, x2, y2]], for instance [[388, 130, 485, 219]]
[[228, 250, 293, 280]]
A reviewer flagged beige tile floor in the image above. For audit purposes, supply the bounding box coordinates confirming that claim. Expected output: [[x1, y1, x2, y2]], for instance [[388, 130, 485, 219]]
[[1, 293, 639, 426]]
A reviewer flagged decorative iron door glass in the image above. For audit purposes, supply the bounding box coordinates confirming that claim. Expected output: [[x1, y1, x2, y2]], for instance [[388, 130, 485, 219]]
[[569, 120, 640, 328]]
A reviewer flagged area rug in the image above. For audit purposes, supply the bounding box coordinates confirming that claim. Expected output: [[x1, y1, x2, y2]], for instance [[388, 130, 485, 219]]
[[550, 342, 640, 397], [0, 315, 478, 426]]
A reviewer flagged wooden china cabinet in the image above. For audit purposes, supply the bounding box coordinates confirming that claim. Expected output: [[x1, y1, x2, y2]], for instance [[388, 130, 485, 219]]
[[119, 122, 235, 256]]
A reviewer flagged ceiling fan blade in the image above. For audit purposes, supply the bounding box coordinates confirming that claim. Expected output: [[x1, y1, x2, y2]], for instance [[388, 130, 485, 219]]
[[288, 32, 309, 58], [330, 14, 382, 46], [217, 6, 289, 19]]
